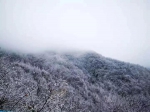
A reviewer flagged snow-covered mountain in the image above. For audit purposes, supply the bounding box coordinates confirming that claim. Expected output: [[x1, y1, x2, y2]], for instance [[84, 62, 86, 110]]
[[0, 49, 150, 112]]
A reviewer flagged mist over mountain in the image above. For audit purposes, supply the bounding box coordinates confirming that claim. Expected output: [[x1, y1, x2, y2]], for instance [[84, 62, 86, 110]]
[[0, 0, 150, 67], [0, 48, 150, 112]]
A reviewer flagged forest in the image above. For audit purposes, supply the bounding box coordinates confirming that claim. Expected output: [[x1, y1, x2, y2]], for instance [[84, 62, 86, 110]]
[[0, 49, 150, 112]]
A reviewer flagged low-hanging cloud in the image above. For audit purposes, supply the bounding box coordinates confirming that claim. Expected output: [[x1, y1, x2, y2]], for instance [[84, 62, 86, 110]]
[[0, 0, 149, 67]]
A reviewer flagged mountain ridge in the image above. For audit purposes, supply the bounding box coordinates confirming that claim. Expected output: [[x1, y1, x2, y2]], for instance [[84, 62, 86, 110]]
[[0, 49, 150, 112]]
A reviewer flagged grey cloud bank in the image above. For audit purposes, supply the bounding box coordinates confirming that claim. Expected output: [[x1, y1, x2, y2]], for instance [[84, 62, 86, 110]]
[[0, 0, 149, 67]]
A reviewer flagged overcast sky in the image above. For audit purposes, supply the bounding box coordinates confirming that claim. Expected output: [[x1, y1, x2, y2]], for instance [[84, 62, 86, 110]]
[[0, 0, 149, 67]]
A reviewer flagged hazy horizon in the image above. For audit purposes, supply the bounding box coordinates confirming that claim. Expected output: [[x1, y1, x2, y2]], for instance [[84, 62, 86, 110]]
[[0, 0, 149, 67]]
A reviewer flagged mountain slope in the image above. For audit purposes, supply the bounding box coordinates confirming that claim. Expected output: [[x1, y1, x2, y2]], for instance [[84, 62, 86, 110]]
[[0, 49, 150, 112]]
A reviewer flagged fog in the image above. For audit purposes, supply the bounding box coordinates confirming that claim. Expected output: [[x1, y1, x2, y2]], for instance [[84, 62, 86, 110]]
[[0, 0, 149, 67]]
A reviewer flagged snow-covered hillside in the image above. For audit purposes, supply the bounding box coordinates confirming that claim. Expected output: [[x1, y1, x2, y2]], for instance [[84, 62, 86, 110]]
[[0, 49, 150, 112]]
